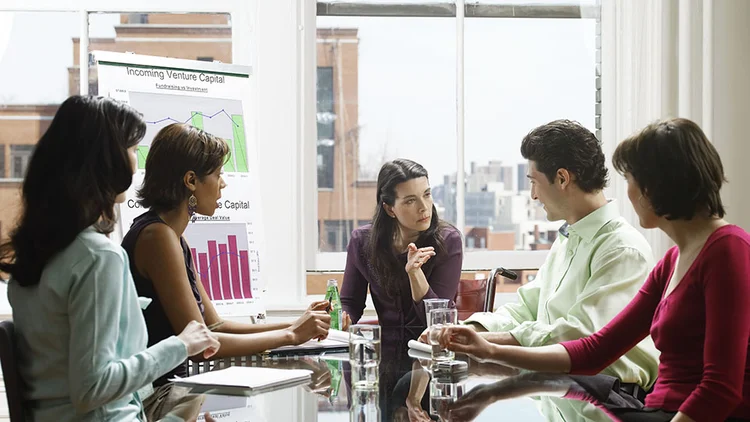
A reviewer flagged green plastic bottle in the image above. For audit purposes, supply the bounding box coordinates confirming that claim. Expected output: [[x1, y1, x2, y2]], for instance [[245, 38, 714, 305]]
[[324, 358, 343, 401], [325, 279, 343, 330]]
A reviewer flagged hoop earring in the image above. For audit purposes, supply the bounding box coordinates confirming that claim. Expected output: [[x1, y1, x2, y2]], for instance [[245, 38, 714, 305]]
[[188, 194, 198, 223]]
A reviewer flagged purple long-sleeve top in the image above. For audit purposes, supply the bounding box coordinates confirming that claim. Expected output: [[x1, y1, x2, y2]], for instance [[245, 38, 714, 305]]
[[341, 225, 463, 327]]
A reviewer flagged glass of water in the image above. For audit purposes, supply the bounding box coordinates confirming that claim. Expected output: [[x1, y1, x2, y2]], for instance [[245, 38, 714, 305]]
[[350, 387, 380, 422], [349, 324, 381, 390], [424, 298, 450, 326], [428, 308, 457, 361]]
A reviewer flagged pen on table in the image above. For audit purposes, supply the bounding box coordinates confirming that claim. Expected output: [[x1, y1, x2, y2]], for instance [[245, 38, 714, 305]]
[[207, 321, 224, 332], [318, 298, 332, 342]]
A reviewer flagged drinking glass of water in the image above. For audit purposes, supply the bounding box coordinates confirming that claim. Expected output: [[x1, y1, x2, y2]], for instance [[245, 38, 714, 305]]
[[428, 308, 457, 361], [349, 324, 381, 390], [350, 387, 380, 422], [424, 299, 450, 326]]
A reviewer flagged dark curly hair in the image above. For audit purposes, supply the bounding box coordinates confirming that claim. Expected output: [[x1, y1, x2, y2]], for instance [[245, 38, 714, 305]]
[[520, 119, 608, 192]]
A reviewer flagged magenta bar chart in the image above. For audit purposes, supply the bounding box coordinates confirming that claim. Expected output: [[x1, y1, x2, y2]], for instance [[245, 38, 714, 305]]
[[187, 223, 254, 301]]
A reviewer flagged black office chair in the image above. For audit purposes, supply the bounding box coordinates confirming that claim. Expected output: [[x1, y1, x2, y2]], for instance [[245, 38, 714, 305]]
[[0, 320, 27, 422]]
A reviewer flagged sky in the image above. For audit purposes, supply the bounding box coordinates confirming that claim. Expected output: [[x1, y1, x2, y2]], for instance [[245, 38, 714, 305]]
[[0, 12, 121, 104], [0, 9, 596, 183], [320, 15, 597, 182]]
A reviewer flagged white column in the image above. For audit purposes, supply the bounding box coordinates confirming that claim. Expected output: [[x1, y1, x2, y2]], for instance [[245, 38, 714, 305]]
[[254, 0, 307, 308]]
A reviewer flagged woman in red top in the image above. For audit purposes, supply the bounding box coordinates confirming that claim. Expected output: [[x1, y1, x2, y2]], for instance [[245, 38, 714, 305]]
[[438, 118, 750, 422]]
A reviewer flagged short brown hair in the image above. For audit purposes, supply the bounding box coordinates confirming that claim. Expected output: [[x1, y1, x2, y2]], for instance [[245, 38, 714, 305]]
[[612, 118, 726, 220], [138, 123, 230, 212], [520, 119, 608, 193]]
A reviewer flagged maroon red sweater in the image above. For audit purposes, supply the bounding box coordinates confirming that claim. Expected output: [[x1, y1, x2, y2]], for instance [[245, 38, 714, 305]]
[[562, 225, 750, 421]]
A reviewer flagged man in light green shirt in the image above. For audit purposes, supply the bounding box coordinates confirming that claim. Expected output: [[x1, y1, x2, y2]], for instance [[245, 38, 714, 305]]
[[464, 120, 660, 390]]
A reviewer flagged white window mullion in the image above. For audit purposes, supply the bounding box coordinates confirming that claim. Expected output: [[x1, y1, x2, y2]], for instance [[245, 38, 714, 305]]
[[455, 0, 465, 235], [299, 0, 319, 298], [79, 9, 88, 95]]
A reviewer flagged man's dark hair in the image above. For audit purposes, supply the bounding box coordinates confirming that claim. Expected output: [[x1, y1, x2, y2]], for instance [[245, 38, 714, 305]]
[[520, 119, 608, 192], [613, 117, 726, 220]]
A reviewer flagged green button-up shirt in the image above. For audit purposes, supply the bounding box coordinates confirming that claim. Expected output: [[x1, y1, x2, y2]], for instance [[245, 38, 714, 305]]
[[465, 201, 660, 388]]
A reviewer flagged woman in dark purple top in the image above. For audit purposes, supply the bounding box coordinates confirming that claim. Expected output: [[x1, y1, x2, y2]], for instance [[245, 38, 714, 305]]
[[341, 159, 463, 327]]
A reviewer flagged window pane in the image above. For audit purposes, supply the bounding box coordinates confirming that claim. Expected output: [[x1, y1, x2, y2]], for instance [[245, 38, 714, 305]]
[[85, 13, 232, 95], [10, 145, 34, 179], [463, 15, 598, 251], [0, 11, 78, 241], [317, 66, 335, 189], [315, 17, 457, 253]]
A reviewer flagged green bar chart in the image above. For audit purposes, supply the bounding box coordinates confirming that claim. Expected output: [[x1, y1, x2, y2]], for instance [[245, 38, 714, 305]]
[[129, 91, 250, 174]]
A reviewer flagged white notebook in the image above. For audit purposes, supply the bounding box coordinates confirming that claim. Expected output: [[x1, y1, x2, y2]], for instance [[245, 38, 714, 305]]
[[269, 329, 351, 354], [170, 366, 312, 394]]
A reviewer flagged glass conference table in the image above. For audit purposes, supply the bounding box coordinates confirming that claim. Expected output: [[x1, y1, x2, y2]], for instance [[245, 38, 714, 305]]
[[190, 326, 618, 422]]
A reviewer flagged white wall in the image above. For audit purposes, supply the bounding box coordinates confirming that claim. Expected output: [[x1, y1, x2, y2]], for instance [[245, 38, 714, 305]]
[[710, 0, 750, 231]]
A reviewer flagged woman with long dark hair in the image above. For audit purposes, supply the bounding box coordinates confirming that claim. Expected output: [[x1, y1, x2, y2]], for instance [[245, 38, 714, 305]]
[[0, 96, 219, 422], [340, 158, 463, 327]]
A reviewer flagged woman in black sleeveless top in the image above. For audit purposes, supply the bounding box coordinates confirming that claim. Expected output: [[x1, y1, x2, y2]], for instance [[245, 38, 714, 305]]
[[121, 124, 334, 390], [122, 211, 206, 386]]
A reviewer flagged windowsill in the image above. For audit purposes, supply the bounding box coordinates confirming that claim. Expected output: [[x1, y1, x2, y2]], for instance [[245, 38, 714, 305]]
[[306, 269, 535, 294]]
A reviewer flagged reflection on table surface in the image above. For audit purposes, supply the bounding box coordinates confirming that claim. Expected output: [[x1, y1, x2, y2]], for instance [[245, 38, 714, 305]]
[[191, 326, 617, 421]]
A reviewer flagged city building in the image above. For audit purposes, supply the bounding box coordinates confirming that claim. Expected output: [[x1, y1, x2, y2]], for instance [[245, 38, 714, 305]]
[[315, 28, 376, 252], [442, 160, 560, 251], [0, 105, 58, 239]]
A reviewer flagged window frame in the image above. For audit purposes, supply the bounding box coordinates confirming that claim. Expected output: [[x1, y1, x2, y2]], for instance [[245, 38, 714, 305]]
[[304, 1, 602, 274], [0, 0, 605, 310]]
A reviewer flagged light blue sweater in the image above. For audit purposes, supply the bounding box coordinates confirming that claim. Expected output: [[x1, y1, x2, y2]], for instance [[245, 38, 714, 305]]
[[8, 227, 188, 421]]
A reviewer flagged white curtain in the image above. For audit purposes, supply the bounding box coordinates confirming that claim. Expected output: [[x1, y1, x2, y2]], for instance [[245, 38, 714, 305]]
[[601, 0, 750, 260]]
